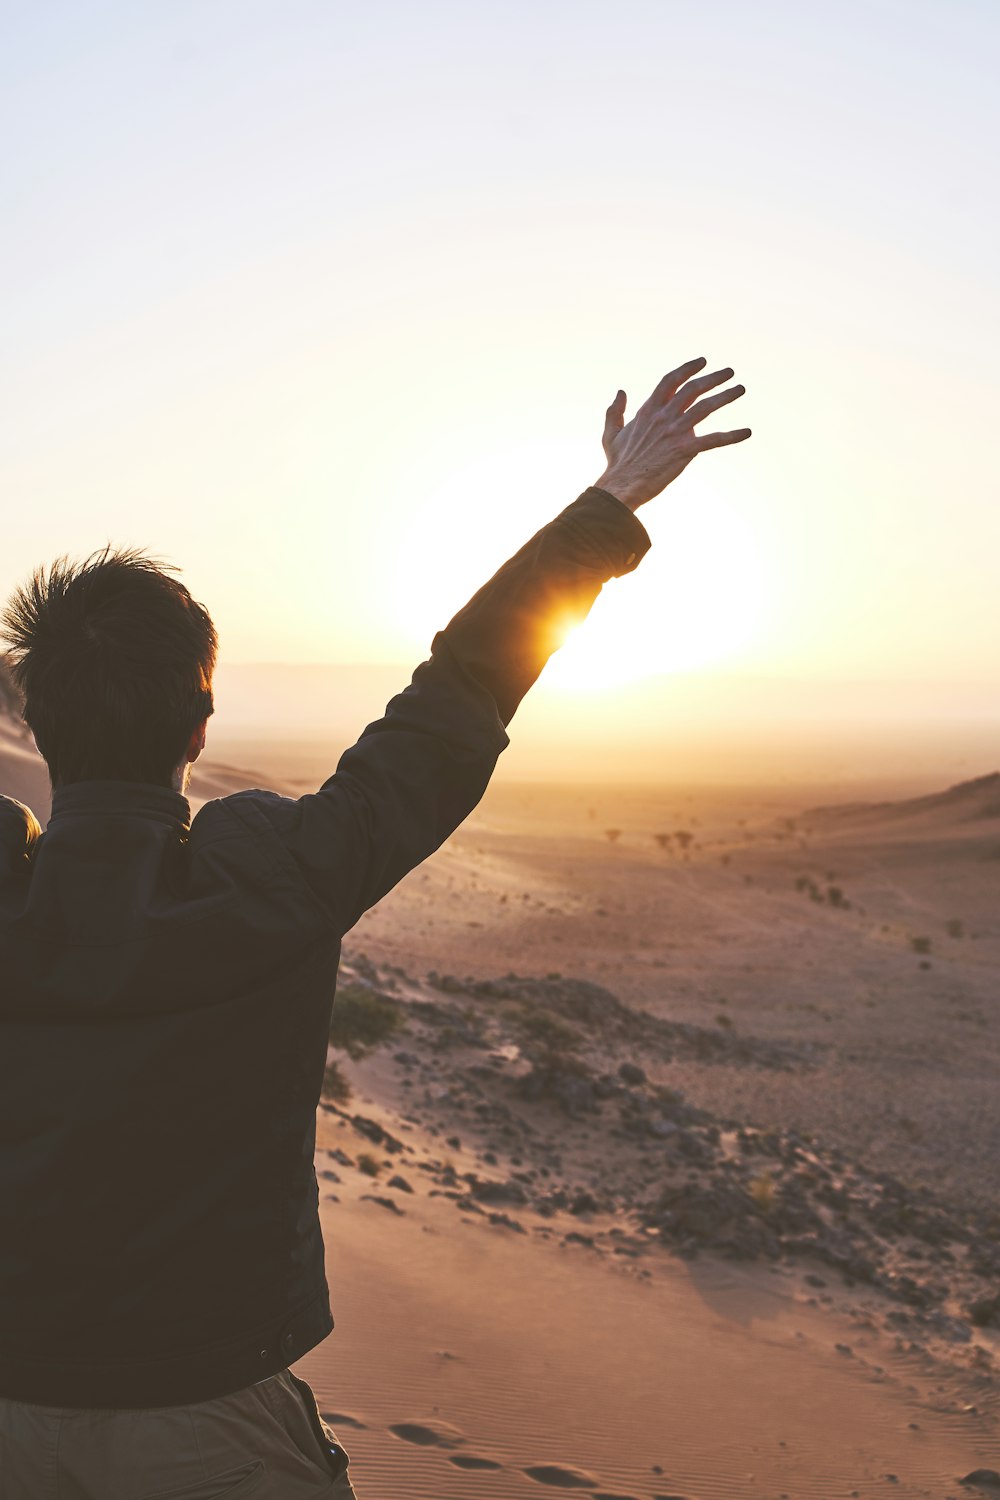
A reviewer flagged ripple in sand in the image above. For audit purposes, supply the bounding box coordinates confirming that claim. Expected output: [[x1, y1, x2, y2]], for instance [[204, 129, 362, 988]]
[[523, 1464, 599, 1488], [591, 1492, 642, 1499], [449, 1454, 504, 1470], [389, 1419, 464, 1448]]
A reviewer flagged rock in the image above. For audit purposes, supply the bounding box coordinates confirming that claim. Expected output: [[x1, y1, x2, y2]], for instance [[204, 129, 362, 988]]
[[360, 1195, 404, 1215], [970, 1292, 1000, 1327], [469, 1176, 528, 1206], [351, 1115, 405, 1153], [487, 1211, 526, 1233], [923, 1312, 972, 1343], [619, 1061, 647, 1085], [570, 1189, 599, 1216]]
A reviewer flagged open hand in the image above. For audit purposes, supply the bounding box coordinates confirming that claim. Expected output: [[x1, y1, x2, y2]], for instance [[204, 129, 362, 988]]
[[595, 357, 750, 511]]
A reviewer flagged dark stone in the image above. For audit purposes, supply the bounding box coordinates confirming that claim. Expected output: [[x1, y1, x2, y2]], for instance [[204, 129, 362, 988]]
[[360, 1194, 404, 1215], [469, 1176, 528, 1206], [618, 1061, 647, 1085]]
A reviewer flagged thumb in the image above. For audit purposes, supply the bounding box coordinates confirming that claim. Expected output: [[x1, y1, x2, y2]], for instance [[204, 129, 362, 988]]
[[602, 389, 626, 457]]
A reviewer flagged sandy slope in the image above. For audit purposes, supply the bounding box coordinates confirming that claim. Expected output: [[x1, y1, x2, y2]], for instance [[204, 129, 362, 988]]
[[3, 719, 1000, 1496], [299, 978, 1000, 1499]]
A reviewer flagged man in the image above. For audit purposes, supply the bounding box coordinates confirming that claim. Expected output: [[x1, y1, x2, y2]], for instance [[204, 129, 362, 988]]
[[0, 358, 748, 1498]]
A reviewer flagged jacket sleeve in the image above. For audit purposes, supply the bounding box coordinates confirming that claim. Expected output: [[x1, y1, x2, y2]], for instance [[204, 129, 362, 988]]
[[250, 487, 650, 935]]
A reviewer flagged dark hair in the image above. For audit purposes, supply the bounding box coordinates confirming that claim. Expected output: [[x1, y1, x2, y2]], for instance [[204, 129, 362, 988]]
[[0, 546, 217, 788]]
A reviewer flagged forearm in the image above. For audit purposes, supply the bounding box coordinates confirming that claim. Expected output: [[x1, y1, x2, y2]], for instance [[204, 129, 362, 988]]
[[432, 487, 650, 725]]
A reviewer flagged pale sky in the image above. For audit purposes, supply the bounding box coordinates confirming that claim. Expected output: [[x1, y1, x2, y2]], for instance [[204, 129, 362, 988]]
[[2, 1, 998, 703]]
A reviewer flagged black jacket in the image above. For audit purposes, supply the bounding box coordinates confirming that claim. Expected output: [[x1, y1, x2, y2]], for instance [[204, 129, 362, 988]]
[[0, 488, 649, 1407]]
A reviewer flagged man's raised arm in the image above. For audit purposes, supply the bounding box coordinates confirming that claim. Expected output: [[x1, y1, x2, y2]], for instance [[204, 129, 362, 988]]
[[233, 358, 749, 934]]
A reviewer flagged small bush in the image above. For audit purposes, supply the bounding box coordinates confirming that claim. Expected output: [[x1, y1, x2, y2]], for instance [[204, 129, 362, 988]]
[[321, 1060, 351, 1104], [911, 936, 932, 956], [945, 918, 965, 939], [517, 1008, 581, 1054], [357, 1152, 381, 1178], [749, 1171, 776, 1212], [330, 983, 403, 1059], [604, 828, 622, 843]]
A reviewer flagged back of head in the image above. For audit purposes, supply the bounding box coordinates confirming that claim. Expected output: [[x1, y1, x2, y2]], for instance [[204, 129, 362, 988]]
[[0, 547, 217, 788]]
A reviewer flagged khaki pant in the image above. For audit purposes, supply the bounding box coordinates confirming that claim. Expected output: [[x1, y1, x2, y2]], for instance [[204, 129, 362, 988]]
[[0, 1368, 357, 1499]]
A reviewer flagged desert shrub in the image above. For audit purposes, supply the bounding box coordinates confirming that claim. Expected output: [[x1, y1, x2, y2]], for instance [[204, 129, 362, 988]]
[[945, 918, 964, 939], [516, 1007, 581, 1055], [329, 983, 403, 1059], [357, 1152, 381, 1178], [604, 828, 622, 843], [749, 1171, 776, 1212], [911, 936, 932, 956], [653, 832, 671, 850], [321, 1060, 351, 1104], [674, 830, 693, 851]]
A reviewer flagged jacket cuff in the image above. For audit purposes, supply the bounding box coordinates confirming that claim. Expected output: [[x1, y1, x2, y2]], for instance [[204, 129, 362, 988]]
[[557, 487, 652, 578]]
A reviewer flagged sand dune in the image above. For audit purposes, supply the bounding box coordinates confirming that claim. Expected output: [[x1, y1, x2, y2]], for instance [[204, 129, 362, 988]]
[[802, 772, 1000, 833]]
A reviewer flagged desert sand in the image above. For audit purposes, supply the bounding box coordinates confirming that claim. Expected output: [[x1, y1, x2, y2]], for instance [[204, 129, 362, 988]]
[[3, 703, 1000, 1497]]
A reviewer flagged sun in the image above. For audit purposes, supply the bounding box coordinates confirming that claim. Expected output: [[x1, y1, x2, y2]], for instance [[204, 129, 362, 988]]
[[387, 442, 770, 690], [543, 480, 770, 691]]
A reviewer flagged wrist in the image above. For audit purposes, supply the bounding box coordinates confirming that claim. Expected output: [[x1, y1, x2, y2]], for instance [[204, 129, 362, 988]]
[[593, 473, 647, 513]]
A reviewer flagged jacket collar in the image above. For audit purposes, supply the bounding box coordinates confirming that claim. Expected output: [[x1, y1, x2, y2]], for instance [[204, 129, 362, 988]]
[[49, 780, 191, 830]]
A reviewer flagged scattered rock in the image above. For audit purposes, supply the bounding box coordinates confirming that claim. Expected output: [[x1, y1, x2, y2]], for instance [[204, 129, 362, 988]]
[[361, 1195, 405, 1215], [618, 1061, 646, 1085]]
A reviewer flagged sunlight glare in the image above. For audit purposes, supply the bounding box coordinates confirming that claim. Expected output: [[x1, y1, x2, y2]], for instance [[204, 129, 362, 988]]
[[544, 481, 770, 691], [388, 445, 770, 691]]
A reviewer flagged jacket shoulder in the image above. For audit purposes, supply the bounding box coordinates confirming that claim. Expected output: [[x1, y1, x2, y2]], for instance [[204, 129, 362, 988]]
[[188, 787, 301, 851], [196, 787, 294, 825]]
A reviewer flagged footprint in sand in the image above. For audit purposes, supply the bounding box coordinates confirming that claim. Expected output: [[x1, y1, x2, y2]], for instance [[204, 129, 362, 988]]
[[319, 1411, 367, 1431], [522, 1464, 599, 1488], [388, 1419, 464, 1449]]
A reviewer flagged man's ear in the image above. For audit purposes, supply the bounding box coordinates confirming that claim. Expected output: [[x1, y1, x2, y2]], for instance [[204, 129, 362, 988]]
[[186, 718, 208, 765]]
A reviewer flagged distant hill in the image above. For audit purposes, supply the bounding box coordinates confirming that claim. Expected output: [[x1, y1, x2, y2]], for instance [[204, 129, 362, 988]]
[[804, 772, 1000, 831], [0, 697, 48, 820], [0, 658, 20, 724], [1, 653, 295, 824]]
